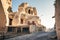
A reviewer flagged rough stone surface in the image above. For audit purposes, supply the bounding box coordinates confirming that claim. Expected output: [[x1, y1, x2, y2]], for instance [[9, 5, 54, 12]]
[[55, 0, 60, 40], [0, 0, 6, 33]]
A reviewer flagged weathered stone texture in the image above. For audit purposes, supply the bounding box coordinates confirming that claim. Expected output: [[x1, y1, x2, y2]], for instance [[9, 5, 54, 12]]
[[0, 0, 6, 32], [0, 0, 42, 34], [55, 0, 60, 40], [1, 0, 12, 26]]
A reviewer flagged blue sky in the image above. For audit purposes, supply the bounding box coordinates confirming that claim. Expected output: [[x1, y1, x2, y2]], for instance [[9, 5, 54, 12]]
[[12, 0, 55, 29]]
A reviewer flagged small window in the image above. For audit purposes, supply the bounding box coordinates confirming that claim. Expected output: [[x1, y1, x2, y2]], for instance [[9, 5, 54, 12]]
[[17, 28, 21, 33], [8, 27, 13, 32], [23, 27, 29, 32], [7, 6, 12, 13], [32, 21, 35, 25], [8, 27, 15, 32], [28, 21, 30, 25]]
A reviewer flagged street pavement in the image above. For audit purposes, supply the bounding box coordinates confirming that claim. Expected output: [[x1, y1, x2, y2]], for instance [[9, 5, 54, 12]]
[[4, 31, 57, 40]]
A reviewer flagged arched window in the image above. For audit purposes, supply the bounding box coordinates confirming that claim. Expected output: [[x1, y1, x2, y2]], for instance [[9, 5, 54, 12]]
[[28, 9, 30, 14], [28, 9, 33, 15], [21, 19, 23, 24], [9, 18, 12, 25]]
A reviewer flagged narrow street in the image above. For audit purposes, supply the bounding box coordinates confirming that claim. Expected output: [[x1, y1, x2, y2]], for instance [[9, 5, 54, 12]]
[[4, 31, 57, 40]]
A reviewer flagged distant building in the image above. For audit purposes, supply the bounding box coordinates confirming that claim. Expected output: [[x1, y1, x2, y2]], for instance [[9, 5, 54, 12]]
[[0, 0, 42, 34]]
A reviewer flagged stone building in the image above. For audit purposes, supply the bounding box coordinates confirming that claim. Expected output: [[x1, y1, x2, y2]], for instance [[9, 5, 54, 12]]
[[8, 3, 41, 33], [0, 0, 41, 34], [55, 0, 60, 40]]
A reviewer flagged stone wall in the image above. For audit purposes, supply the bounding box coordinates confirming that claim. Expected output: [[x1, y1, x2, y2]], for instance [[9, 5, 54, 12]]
[[0, 0, 6, 33], [1, 0, 12, 26], [55, 0, 60, 40]]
